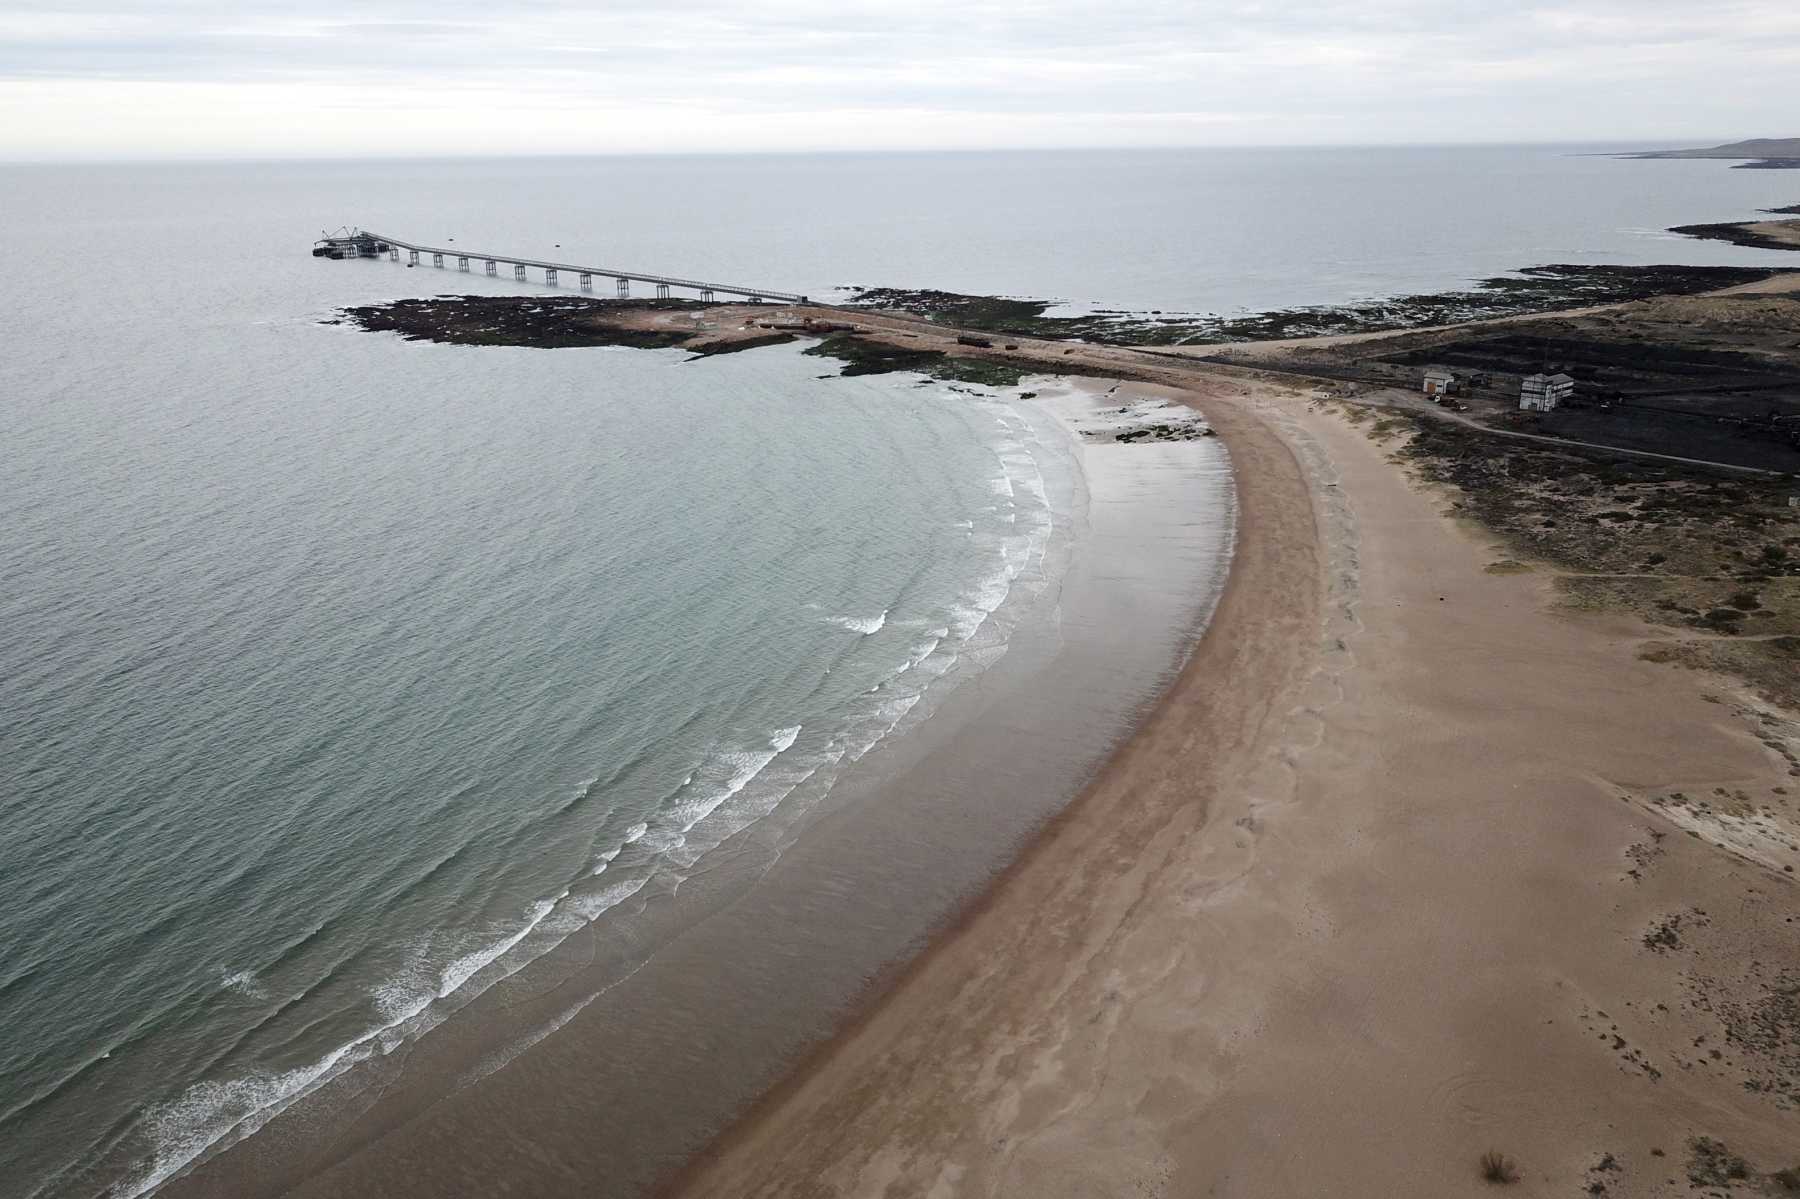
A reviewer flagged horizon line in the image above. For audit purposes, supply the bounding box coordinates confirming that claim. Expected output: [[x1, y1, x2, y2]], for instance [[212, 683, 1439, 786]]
[[0, 136, 1744, 166]]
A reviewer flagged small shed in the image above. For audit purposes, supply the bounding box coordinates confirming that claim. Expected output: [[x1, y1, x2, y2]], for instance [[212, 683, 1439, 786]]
[[1422, 368, 1458, 397], [1520, 372, 1574, 412]]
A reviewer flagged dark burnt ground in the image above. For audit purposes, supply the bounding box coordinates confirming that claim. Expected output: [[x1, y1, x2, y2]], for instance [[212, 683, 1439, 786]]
[[848, 266, 1777, 346], [1522, 406, 1800, 475], [1379, 333, 1795, 393], [1275, 288, 1800, 472], [1375, 333, 1800, 473], [340, 295, 713, 350]]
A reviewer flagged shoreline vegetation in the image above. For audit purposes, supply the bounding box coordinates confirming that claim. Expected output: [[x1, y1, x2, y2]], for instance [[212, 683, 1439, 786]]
[[1380, 411, 1800, 711], [293, 221, 1800, 1198]]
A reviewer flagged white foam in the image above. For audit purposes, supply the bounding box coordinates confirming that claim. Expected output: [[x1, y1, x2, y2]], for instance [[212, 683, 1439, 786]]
[[568, 875, 651, 920], [436, 898, 557, 1000], [949, 564, 1014, 641], [902, 635, 942, 671], [120, 731, 796, 1198], [370, 952, 438, 1026], [877, 694, 921, 723], [126, 899, 577, 1199], [829, 610, 887, 635], [656, 736, 839, 871], [117, 394, 1085, 1199], [124, 1047, 364, 1198], [217, 969, 264, 999], [675, 726, 801, 833]]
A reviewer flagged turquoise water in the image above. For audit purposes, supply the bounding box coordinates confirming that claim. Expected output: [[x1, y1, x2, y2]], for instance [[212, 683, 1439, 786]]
[[1, 146, 1792, 1198]]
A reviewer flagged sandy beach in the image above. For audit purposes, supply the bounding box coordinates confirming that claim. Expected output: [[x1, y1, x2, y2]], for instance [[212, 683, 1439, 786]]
[[14, 130, 1800, 1199], [671, 373, 1800, 1194], [151, 279, 1799, 1197]]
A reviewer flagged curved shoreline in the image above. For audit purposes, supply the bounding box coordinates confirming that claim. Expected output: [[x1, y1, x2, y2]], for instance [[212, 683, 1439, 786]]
[[152, 376, 1236, 1199], [669, 359, 1800, 1194], [662, 378, 1322, 1197], [140, 267, 1800, 1196]]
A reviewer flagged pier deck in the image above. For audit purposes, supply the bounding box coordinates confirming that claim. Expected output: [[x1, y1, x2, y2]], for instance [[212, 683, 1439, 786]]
[[356, 229, 807, 304]]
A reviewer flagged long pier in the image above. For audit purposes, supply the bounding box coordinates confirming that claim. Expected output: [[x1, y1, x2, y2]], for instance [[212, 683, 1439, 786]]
[[335, 229, 807, 304]]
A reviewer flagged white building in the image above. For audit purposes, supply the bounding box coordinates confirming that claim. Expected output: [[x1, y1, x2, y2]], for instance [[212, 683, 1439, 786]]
[[1520, 372, 1574, 412], [1423, 368, 1458, 397]]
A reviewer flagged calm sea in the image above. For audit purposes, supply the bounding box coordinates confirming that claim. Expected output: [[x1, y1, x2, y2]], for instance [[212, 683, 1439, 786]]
[[1, 146, 1793, 1199]]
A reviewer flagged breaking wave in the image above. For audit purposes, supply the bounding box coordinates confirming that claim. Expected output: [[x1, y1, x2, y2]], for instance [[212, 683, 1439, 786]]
[[99, 388, 1076, 1199], [829, 610, 888, 635]]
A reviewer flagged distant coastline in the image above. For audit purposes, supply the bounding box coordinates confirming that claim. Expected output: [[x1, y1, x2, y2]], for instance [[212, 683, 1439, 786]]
[[1628, 136, 1800, 170]]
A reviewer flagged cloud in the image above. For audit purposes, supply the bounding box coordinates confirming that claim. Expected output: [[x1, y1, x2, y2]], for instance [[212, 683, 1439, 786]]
[[0, 1, 1795, 156]]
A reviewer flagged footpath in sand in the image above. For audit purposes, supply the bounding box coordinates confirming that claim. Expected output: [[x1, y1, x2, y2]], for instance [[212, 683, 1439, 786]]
[[674, 377, 1800, 1196]]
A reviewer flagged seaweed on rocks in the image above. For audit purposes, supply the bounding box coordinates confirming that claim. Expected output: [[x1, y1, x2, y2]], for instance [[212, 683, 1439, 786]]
[[847, 290, 1052, 331], [801, 333, 1029, 387], [340, 295, 707, 349]]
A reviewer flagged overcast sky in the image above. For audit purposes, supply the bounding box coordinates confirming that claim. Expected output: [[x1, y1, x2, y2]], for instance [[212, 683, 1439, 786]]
[[1, 1, 1797, 159]]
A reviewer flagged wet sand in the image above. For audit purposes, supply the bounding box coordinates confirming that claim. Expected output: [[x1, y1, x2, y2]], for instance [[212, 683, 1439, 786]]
[[671, 384, 1800, 1195]]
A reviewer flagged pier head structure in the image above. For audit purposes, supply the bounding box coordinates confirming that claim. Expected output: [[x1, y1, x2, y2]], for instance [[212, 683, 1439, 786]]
[[313, 228, 805, 304]]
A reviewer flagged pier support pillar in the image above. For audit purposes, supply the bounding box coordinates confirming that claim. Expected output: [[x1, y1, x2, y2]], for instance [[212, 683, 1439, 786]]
[[545, 268, 558, 287], [616, 278, 630, 298], [485, 260, 497, 276], [408, 249, 420, 266], [389, 248, 399, 262], [579, 273, 593, 292], [432, 252, 444, 268], [458, 257, 469, 272], [514, 264, 527, 282], [700, 288, 715, 302], [655, 283, 671, 300]]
